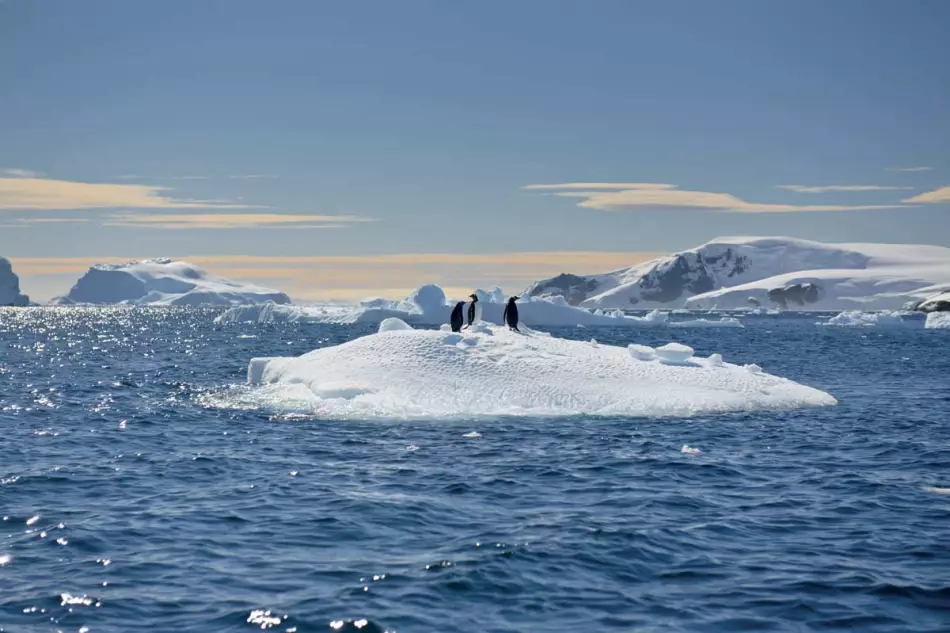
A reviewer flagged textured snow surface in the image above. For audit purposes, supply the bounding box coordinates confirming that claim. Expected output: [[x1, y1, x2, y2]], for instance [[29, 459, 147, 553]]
[[0, 257, 30, 306], [55, 259, 291, 306], [925, 312, 950, 329], [246, 324, 836, 419], [525, 236, 950, 311], [216, 286, 683, 328]]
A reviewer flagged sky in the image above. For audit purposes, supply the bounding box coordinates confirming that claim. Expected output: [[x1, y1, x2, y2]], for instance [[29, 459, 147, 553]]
[[1, 0, 948, 302]]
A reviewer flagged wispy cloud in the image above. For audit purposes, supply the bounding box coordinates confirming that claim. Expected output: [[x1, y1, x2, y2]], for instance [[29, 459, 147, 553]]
[[904, 186, 950, 204], [776, 185, 914, 193], [102, 212, 376, 229], [0, 217, 90, 228], [0, 175, 258, 211], [526, 182, 909, 213], [886, 166, 933, 172], [3, 168, 45, 178]]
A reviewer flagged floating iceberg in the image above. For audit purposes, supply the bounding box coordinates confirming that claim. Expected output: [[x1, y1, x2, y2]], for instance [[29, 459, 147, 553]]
[[53, 258, 291, 306], [820, 311, 917, 327], [244, 322, 835, 419], [215, 284, 679, 328], [669, 317, 743, 328], [0, 256, 30, 306], [926, 312, 950, 329]]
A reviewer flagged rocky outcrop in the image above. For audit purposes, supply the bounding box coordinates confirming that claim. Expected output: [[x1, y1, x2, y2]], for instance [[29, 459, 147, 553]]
[[767, 283, 821, 308], [914, 291, 950, 313], [525, 273, 600, 306]]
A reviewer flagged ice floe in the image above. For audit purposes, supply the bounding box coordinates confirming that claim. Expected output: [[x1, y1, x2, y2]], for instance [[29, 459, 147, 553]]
[[925, 312, 950, 329], [243, 322, 835, 419], [820, 311, 919, 327]]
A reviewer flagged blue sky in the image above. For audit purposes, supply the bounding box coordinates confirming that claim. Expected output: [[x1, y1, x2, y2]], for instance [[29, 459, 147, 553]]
[[1, 0, 948, 300]]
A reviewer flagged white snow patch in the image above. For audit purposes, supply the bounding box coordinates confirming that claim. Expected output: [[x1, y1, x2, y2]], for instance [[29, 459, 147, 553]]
[[378, 317, 413, 333], [242, 325, 835, 419], [654, 342, 695, 364], [707, 353, 724, 367], [925, 312, 950, 329], [628, 344, 656, 361]]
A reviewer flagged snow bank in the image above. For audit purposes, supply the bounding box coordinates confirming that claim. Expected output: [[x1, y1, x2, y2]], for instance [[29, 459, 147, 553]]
[[243, 324, 836, 419], [926, 312, 950, 329], [55, 259, 291, 306], [0, 257, 30, 306], [215, 285, 678, 328], [820, 311, 916, 327]]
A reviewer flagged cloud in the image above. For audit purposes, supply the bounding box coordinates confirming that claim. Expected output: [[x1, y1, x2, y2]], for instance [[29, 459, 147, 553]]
[[3, 168, 45, 178], [0, 217, 90, 228], [903, 186, 950, 204], [527, 182, 909, 213], [101, 212, 376, 229], [776, 185, 914, 193], [886, 166, 933, 172], [523, 183, 676, 191], [228, 174, 279, 180], [0, 176, 258, 211]]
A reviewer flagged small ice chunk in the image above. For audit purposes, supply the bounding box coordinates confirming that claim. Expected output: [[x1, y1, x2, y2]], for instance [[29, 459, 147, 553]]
[[442, 334, 463, 345], [462, 431, 481, 438], [681, 444, 701, 454], [378, 317, 413, 333], [439, 324, 452, 332], [707, 353, 723, 366], [655, 343, 694, 364], [744, 363, 762, 374], [923, 486, 950, 495], [628, 344, 655, 361], [589, 338, 598, 347]]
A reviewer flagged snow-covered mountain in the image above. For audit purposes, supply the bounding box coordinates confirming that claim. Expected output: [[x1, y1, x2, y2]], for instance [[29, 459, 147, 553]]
[[52, 258, 291, 306], [915, 291, 950, 313], [524, 237, 950, 311], [0, 256, 30, 306]]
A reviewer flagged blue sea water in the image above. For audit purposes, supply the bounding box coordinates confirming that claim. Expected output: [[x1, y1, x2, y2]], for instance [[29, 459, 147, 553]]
[[1, 308, 949, 633]]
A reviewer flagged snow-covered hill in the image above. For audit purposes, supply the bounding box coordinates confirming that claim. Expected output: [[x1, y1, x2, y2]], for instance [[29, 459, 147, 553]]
[[52, 258, 291, 306], [0, 256, 30, 306], [525, 237, 950, 311]]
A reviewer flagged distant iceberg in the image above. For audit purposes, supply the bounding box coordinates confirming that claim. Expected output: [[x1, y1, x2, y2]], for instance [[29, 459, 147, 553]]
[[215, 284, 687, 328], [241, 321, 835, 419], [0, 257, 30, 306], [52, 258, 291, 306], [926, 312, 950, 329], [820, 310, 919, 327]]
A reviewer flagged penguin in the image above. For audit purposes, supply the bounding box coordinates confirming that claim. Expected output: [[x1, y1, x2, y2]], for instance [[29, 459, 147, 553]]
[[503, 296, 520, 332], [463, 293, 480, 329], [450, 301, 465, 332]]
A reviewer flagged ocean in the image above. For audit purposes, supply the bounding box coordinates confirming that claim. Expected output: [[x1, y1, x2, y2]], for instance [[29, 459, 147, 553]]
[[1, 308, 948, 633]]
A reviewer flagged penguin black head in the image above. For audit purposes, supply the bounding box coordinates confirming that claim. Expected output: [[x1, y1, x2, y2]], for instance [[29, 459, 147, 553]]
[[469, 293, 478, 301], [509, 296, 520, 302]]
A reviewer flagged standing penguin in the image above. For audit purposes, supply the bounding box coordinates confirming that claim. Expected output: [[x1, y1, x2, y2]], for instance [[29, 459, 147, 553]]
[[503, 296, 520, 332], [449, 301, 465, 332], [463, 293, 480, 329]]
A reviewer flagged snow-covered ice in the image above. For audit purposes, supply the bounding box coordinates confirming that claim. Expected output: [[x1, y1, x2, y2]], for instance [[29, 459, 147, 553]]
[[525, 236, 950, 311], [925, 312, 950, 329], [669, 317, 743, 328], [244, 322, 835, 419], [216, 285, 677, 328], [820, 311, 917, 327], [0, 257, 30, 306], [53, 259, 291, 306]]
